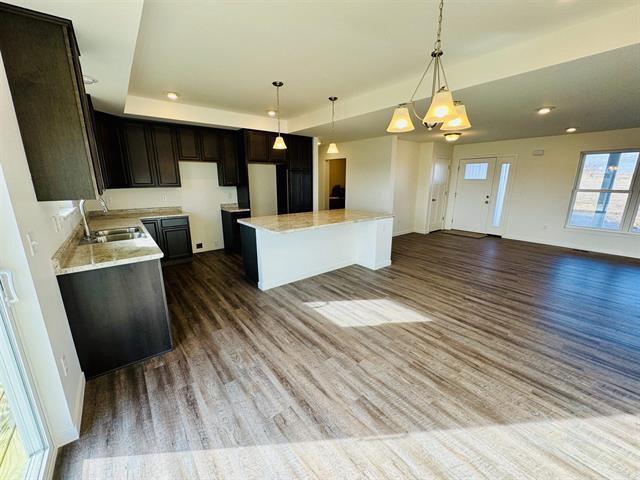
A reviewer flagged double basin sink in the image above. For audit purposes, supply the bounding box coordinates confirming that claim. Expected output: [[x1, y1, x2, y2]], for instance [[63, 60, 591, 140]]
[[81, 227, 147, 244]]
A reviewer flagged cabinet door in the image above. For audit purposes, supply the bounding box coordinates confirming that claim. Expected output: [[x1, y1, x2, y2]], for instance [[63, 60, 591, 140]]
[[0, 7, 96, 200], [288, 170, 313, 213], [288, 135, 313, 170], [122, 122, 156, 187], [175, 126, 201, 161], [84, 95, 105, 195], [149, 124, 181, 187], [94, 112, 128, 188], [268, 132, 286, 164], [217, 130, 239, 186], [142, 219, 163, 251], [162, 227, 193, 260], [245, 130, 269, 163], [200, 128, 221, 162]]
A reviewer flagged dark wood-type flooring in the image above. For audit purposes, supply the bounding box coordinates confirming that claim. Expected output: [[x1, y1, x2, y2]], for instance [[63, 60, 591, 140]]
[[54, 233, 640, 479]]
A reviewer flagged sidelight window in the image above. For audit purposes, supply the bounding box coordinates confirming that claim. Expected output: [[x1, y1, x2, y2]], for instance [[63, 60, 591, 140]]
[[567, 150, 640, 233]]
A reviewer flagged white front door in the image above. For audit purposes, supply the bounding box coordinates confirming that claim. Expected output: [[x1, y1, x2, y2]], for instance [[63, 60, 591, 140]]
[[428, 156, 450, 232], [452, 158, 497, 233]]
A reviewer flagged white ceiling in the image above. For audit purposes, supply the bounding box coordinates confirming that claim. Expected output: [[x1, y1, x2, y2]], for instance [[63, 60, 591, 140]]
[[129, 0, 637, 117], [298, 44, 640, 144]]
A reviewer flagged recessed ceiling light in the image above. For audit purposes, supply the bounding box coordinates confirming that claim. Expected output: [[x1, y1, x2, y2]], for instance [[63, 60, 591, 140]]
[[166, 91, 180, 101], [83, 75, 98, 85], [267, 110, 277, 117], [444, 132, 462, 142], [317, 141, 322, 146], [536, 106, 555, 115], [566, 127, 577, 133]]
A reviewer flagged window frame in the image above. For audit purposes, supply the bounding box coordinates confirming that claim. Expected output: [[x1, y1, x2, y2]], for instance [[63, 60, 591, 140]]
[[565, 148, 640, 234]]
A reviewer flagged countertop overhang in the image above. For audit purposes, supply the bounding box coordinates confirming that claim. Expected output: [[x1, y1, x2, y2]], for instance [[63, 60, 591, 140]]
[[237, 209, 393, 234]]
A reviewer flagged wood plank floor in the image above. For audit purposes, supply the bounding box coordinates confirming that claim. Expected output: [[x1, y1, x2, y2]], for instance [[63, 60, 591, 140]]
[[54, 233, 640, 479]]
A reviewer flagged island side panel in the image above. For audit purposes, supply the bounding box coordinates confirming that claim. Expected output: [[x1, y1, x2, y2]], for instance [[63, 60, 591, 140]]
[[239, 224, 259, 285], [356, 217, 394, 270], [254, 222, 362, 290], [57, 259, 172, 378]]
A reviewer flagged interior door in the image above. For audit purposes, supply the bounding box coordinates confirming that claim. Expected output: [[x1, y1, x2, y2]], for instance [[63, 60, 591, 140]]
[[0, 271, 48, 480], [428, 156, 450, 232], [451, 157, 497, 233]]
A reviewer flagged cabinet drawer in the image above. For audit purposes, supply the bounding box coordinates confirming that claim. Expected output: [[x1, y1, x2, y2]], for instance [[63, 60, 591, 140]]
[[160, 216, 189, 228]]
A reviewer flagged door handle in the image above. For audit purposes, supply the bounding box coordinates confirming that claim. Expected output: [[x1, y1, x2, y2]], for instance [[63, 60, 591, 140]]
[[431, 198, 436, 202], [0, 270, 19, 304]]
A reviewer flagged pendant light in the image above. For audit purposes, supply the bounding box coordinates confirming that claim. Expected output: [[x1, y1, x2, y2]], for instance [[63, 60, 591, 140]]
[[326, 96, 339, 154], [272, 81, 286, 150], [441, 101, 471, 130], [386, 0, 471, 133]]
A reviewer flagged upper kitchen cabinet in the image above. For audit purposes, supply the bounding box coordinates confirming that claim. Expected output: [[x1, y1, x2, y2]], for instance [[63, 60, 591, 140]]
[[0, 4, 100, 200], [93, 111, 128, 189], [121, 121, 181, 188], [287, 135, 313, 171], [244, 130, 270, 163], [200, 128, 222, 162], [217, 130, 240, 186], [175, 126, 201, 161]]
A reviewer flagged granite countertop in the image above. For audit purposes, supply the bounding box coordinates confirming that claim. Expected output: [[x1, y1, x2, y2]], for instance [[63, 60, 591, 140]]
[[52, 207, 188, 276], [221, 203, 251, 213], [237, 209, 393, 234]]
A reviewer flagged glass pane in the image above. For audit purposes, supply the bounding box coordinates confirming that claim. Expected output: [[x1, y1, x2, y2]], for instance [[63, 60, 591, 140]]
[[633, 205, 640, 233], [464, 162, 488, 180], [492, 164, 511, 227], [568, 192, 629, 230], [0, 382, 28, 480], [578, 152, 639, 191]]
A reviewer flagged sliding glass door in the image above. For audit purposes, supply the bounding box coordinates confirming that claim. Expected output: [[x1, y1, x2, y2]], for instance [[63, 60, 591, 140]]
[[0, 271, 48, 480]]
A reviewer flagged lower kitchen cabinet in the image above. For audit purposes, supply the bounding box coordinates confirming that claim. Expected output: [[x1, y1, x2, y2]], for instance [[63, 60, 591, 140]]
[[221, 209, 251, 253], [57, 259, 172, 378], [142, 216, 193, 265], [288, 170, 313, 213]]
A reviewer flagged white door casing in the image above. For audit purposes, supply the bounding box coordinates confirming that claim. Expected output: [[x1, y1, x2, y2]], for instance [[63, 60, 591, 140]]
[[428, 156, 450, 232]]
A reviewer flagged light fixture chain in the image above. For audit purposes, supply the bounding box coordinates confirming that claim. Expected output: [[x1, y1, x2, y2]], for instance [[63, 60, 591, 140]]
[[434, 0, 444, 52]]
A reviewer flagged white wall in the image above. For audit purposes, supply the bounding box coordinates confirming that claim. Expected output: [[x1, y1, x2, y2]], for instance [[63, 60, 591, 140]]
[[90, 162, 237, 252], [392, 140, 420, 235], [320, 136, 397, 214], [0, 58, 84, 448], [448, 128, 640, 258], [248, 163, 278, 217]]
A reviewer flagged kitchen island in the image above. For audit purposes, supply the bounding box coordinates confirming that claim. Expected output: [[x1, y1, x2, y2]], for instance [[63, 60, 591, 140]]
[[238, 209, 393, 290]]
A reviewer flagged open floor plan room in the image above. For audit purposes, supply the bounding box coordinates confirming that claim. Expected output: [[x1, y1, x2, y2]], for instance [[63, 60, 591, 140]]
[[54, 234, 640, 479], [0, 1, 638, 479]]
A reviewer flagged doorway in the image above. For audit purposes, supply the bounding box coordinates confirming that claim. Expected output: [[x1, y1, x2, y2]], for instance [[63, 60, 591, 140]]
[[0, 271, 49, 479], [327, 158, 346, 210], [451, 156, 515, 234], [428, 156, 450, 232]]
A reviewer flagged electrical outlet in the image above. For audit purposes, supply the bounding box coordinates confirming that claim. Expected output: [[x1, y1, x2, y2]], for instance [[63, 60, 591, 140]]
[[196, 242, 203, 249], [26, 232, 39, 256], [52, 216, 61, 233], [60, 355, 69, 377], [161, 192, 167, 202]]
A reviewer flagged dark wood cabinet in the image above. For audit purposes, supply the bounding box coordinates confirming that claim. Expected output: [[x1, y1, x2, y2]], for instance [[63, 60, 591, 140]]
[[149, 124, 180, 186], [245, 130, 270, 163], [175, 126, 201, 161], [58, 259, 172, 378], [200, 128, 221, 162], [287, 135, 313, 171], [217, 130, 240, 186], [0, 4, 99, 200], [221, 209, 251, 254], [93, 112, 128, 189], [122, 122, 155, 187], [142, 216, 192, 265], [288, 170, 313, 213], [121, 121, 181, 188]]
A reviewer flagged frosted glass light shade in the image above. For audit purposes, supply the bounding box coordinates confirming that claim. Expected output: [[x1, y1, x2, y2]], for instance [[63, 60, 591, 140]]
[[444, 132, 461, 142], [440, 104, 471, 131], [386, 106, 415, 133], [326, 143, 339, 154], [273, 135, 287, 150], [424, 89, 458, 124]]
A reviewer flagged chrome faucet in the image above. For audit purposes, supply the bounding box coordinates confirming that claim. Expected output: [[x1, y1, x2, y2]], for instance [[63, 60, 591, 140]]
[[79, 198, 108, 240]]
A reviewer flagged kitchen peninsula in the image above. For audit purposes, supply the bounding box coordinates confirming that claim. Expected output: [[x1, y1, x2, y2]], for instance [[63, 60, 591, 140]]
[[238, 209, 393, 290]]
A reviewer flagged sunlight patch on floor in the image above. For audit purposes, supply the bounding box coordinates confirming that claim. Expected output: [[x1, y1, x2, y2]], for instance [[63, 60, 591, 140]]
[[80, 414, 638, 480], [304, 299, 432, 327]]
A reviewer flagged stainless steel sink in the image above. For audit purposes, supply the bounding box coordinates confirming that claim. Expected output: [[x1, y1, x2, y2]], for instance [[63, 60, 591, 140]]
[[80, 226, 147, 244]]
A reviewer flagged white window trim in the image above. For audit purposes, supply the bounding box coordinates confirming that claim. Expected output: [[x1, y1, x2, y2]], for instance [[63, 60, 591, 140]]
[[565, 148, 640, 234]]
